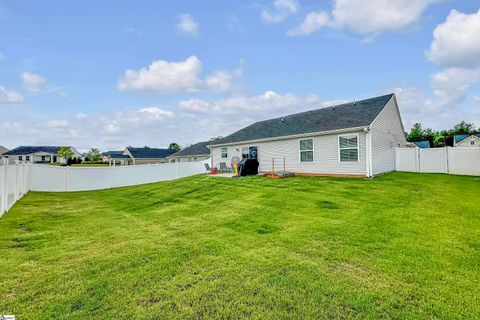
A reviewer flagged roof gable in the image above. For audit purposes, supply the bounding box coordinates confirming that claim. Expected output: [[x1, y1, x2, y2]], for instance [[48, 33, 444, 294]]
[[126, 147, 176, 159], [455, 134, 480, 144], [211, 94, 394, 146]]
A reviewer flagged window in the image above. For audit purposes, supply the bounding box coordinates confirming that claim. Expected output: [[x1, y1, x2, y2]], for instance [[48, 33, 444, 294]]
[[41, 156, 46, 161], [26, 156, 30, 161], [19, 156, 23, 161], [471, 141, 475, 146], [242, 147, 249, 159], [221, 147, 228, 158], [339, 134, 359, 162], [299, 139, 314, 162]]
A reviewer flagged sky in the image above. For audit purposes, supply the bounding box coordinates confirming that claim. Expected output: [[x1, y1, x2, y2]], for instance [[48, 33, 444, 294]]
[[0, 0, 479, 151]]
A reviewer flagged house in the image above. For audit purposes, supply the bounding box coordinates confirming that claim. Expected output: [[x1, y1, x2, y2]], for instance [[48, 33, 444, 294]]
[[102, 151, 133, 166], [454, 134, 480, 147], [412, 141, 430, 148], [166, 140, 215, 163], [123, 147, 177, 165], [1, 146, 82, 164], [0, 145, 8, 156], [208, 94, 406, 177]]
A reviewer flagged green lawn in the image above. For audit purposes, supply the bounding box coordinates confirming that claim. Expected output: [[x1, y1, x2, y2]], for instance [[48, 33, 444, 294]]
[[1, 173, 479, 319]]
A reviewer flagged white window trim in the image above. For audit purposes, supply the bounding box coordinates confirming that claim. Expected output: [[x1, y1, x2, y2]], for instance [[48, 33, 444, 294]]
[[298, 138, 314, 162], [338, 133, 360, 163]]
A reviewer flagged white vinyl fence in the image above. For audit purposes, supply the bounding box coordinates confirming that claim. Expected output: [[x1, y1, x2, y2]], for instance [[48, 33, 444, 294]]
[[0, 160, 209, 217], [396, 147, 480, 176], [0, 161, 30, 217]]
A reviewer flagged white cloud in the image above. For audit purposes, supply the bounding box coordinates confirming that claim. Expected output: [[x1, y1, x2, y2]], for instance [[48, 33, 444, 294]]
[[426, 9, 480, 67], [118, 56, 241, 94], [138, 107, 175, 119], [125, 27, 143, 36], [75, 113, 88, 120], [0, 86, 24, 103], [177, 14, 199, 36], [290, 0, 437, 36], [180, 90, 320, 116], [20, 72, 48, 92], [287, 12, 330, 36], [118, 56, 202, 93], [47, 120, 70, 128], [262, 0, 300, 24], [430, 68, 480, 110]]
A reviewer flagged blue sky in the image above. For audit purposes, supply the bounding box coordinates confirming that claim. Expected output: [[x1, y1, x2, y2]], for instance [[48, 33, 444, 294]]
[[1, 0, 479, 151]]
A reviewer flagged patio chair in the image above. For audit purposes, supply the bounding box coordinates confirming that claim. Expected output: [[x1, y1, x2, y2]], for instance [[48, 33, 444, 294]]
[[204, 163, 212, 173], [219, 162, 229, 173]]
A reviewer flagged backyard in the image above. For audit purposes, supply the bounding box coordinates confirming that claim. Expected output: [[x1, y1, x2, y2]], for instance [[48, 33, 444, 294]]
[[0, 172, 479, 319]]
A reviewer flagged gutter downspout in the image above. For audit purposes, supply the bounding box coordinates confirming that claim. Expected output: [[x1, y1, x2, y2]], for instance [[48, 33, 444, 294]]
[[364, 127, 372, 178]]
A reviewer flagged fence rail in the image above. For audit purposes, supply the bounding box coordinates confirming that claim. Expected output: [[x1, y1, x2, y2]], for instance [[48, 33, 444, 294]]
[[396, 147, 480, 176], [0, 160, 210, 217]]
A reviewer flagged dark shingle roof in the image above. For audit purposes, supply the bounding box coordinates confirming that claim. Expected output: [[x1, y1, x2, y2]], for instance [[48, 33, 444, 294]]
[[455, 134, 480, 144], [210, 94, 394, 146], [169, 140, 217, 157], [413, 141, 430, 148], [126, 147, 176, 159], [3, 146, 63, 156], [103, 151, 131, 159]]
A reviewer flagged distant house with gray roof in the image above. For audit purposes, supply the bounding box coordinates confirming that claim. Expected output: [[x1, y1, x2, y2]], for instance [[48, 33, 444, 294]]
[[454, 134, 480, 147], [208, 94, 406, 177], [123, 147, 176, 165], [166, 140, 216, 163], [1, 146, 82, 164], [102, 150, 133, 166], [0, 145, 8, 156]]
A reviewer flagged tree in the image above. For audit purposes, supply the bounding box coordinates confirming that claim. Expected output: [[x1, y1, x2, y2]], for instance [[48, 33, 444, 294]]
[[452, 121, 475, 135], [169, 143, 181, 152], [57, 147, 74, 164], [86, 148, 102, 163], [407, 123, 428, 142], [432, 131, 445, 147]]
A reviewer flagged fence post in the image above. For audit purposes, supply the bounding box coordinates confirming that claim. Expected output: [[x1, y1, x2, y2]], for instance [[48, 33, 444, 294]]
[[1, 160, 6, 216], [415, 147, 420, 172], [14, 161, 19, 202], [65, 166, 69, 192], [445, 147, 450, 174], [147, 163, 151, 183], [110, 161, 115, 188]]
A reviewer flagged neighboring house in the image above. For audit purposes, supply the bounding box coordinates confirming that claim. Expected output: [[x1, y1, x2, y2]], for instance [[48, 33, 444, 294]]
[[123, 147, 177, 165], [1, 146, 82, 164], [412, 141, 430, 148], [166, 140, 215, 163], [454, 134, 480, 147], [0, 145, 8, 156], [102, 151, 133, 166], [208, 94, 406, 177]]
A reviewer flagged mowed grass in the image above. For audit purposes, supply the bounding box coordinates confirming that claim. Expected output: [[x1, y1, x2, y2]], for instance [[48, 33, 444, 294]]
[[0, 173, 479, 319]]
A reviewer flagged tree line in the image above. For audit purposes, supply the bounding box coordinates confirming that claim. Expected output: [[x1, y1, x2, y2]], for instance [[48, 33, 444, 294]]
[[406, 121, 479, 147]]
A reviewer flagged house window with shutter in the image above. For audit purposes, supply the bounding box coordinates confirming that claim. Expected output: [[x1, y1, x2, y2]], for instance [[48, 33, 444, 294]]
[[299, 139, 314, 162], [339, 134, 359, 162]]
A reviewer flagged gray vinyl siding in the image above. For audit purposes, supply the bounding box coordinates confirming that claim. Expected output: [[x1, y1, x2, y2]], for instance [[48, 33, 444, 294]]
[[211, 131, 367, 176], [370, 97, 406, 175]]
